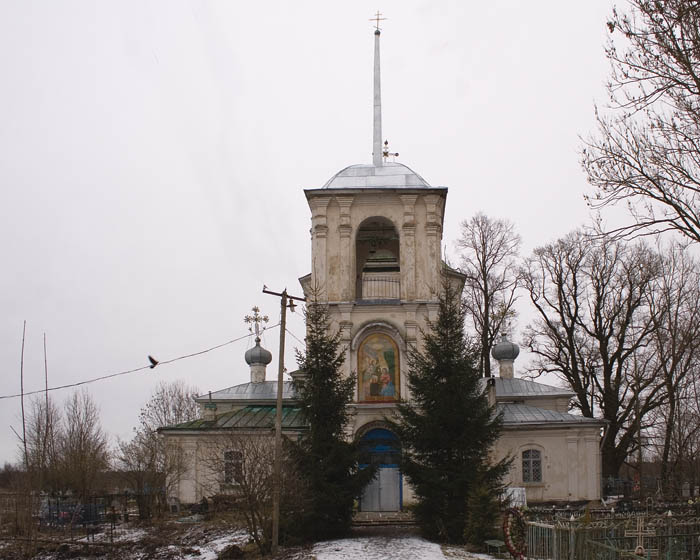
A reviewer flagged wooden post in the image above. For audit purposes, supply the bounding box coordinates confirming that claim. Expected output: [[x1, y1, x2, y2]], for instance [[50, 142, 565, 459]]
[[263, 287, 305, 555], [271, 289, 287, 555]]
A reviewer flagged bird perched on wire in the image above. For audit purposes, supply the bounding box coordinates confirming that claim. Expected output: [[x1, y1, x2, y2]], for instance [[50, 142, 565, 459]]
[[148, 355, 159, 369]]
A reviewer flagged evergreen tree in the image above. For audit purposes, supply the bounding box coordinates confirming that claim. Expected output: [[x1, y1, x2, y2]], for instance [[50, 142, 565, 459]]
[[392, 281, 510, 543], [291, 300, 376, 541]]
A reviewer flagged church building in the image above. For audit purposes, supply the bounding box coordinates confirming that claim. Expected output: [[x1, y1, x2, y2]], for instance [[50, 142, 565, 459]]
[[160, 25, 604, 510]]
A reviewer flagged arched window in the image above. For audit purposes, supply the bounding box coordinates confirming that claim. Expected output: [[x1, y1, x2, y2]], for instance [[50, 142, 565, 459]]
[[356, 217, 400, 300], [522, 449, 542, 483], [223, 450, 242, 486], [358, 333, 399, 402]]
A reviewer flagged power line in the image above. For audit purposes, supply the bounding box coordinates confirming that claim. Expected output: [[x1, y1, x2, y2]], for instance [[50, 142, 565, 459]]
[[0, 324, 280, 401], [285, 328, 305, 345]]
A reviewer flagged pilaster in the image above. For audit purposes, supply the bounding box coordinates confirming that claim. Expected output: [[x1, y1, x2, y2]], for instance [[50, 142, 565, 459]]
[[567, 438, 579, 499], [309, 196, 332, 300], [585, 435, 600, 499], [336, 196, 355, 301], [338, 303, 354, 380], [424, 194, 443, 296], [403, 303, 418, 345], [399, 194, 418, 301]]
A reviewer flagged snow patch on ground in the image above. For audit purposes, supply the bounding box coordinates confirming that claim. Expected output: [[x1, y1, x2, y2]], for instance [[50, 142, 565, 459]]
[[88, 526, 149, 543], [443, 549, 497, 560], [306, 536, 497, 560], [313, 535, 445, 560], [188, 529, 248, 560]]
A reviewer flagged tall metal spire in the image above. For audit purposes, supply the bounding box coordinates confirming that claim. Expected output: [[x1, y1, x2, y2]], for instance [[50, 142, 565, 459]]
[[371, 12, 386, 167]]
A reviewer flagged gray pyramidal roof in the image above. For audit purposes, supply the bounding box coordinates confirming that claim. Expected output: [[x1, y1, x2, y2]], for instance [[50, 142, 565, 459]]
[[197, 378, 572, 403], [195, 381, 296, 403], [322, 162, 434, 189], [479, 377, 574, 398], [496, 377, 574, 398], [163, 405, 306, 432], [166, 377, 602, 431], [497, 403, 604, 426]]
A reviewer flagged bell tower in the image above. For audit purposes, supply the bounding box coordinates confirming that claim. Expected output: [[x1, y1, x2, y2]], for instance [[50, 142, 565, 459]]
[[299, 22, 465, 434]]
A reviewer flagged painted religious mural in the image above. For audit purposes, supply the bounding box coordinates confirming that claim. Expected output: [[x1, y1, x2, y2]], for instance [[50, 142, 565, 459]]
[[358, 333, 399, 402]]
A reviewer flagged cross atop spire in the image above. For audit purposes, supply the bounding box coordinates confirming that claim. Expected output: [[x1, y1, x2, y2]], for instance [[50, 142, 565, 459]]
[[369, 11, 387, 32]]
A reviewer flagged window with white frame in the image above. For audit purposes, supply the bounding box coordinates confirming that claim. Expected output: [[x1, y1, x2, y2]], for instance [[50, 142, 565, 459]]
[[522, 449, 542, 483], [224, 450, 242, 485]]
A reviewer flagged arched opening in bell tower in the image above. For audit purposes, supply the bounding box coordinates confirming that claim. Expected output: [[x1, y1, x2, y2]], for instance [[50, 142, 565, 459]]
[[355, 217, 400, 301]]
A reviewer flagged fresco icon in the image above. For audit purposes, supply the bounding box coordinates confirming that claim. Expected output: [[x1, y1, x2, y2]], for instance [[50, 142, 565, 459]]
[[358, 333, 399, 402]]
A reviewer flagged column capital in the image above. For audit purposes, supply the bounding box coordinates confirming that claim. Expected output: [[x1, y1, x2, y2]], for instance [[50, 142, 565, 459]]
[[336, 195, 355, 211], [399, 194, 418, 227], [308, 195, 332, 215], [423, 194, 444, 226]]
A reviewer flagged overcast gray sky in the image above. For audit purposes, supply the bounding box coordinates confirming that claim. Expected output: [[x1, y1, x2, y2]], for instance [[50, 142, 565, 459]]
[[0, 0, 617, 465]]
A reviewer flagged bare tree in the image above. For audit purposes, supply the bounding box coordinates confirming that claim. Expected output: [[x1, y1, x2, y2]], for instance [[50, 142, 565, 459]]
[[116, 380, 199, 517], [582, 1, 700, 242], [652, 379, 700, 496], [138, 380, 200, 432], [522, 231, 665, 477], [24, 396, 62, 493], [456, 213, 521, 377], [59, 390, 109, 500], [199, 433, 308, 555], [646, 242, 700, 486], [115, 429, 186, 518]]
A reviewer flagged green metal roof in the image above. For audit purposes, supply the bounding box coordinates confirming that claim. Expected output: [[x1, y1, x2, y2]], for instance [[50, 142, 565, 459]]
[[160, 406, 307, 432]]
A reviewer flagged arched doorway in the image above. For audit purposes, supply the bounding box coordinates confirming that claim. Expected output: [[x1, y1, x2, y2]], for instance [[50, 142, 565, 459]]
[[359, 428, 401, 512]]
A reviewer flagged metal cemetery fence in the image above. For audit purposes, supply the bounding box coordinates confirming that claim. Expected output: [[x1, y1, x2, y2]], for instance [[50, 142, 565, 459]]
[[526, 514, 700, 559], [0, 492, 154, 543]]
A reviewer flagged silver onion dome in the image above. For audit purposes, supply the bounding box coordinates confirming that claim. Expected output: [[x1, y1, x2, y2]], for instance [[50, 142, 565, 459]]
[[244, 337, 272, 366], [491, 333, 520, 361]]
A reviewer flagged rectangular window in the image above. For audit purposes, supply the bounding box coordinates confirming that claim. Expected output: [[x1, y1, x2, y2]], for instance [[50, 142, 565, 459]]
[[224, 450, 242, 485], [522, 449, 542, 483]]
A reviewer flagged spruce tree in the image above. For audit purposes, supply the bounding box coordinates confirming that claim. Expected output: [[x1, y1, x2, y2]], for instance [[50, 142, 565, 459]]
[[291, 300, 376, 541], [392, 280, 510, 543]]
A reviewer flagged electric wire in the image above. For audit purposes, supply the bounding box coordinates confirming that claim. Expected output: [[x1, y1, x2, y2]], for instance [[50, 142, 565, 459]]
[[285, 327, 305, 345], [0, 323, 281, 401]]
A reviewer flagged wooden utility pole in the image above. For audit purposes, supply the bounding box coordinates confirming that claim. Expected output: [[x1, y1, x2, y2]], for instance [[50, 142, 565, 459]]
[[263, 286, 305, 555]]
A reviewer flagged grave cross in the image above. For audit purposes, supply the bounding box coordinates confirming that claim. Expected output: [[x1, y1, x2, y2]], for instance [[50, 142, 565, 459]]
[[623, 516, 655, 557]]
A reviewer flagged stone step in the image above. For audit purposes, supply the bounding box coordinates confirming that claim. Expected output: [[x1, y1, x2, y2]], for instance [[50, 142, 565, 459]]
[[352, 511, 416, 526]]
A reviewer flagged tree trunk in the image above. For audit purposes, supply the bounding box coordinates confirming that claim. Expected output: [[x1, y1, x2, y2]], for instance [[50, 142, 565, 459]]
[[660, 392, 676, 489]]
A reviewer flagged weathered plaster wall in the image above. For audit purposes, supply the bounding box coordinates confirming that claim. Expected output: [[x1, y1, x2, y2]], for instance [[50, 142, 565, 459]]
[[493, 426, 602, 502]]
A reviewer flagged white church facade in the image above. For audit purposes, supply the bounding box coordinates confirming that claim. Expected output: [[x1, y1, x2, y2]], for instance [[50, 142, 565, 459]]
[[160, 26, 604, 510]]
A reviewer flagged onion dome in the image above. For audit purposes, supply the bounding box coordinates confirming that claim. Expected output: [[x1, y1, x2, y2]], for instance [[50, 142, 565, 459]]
[[491, 333, 520, 361], [245, 337, 272, 366]]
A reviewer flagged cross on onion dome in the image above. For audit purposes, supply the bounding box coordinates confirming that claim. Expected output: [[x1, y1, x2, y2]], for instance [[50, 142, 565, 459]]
[[244, 306, 269, 337]]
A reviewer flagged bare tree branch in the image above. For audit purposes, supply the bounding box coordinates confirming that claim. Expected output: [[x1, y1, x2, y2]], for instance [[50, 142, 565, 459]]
[[583, 1, 700, 243], [455, 213, 521, 377]]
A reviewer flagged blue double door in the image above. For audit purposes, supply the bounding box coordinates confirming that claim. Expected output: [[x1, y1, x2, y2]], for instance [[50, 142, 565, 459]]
[[359, 428, 401, 512]]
